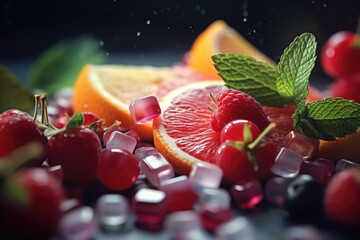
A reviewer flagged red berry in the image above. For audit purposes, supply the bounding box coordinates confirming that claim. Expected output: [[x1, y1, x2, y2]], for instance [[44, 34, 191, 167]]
[[329, 78, 360, 104], [97, 149, 140, 190], [82, 112, 100, 126], [47, 127, 102, 187], [215, 120, 277, 184], [211, 89, 270, 132], [0, 168, 64, 240], [321, 31, 360, 80], [253, 141, 277, 180], [324, 168, 360, 227], [0, 110, 48, 166], [220, 120, 261, 143], [215, 141, 256, 183]]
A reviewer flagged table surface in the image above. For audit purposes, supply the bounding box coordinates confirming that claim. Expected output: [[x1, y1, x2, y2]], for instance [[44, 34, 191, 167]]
[[2, 53, 360, 240]]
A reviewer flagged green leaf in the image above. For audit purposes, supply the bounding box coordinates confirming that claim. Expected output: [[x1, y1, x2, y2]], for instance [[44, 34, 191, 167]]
[[294, 98, 360, 140], [28, 36, 105, 95], [277, 33, 317, 112], [212, 54, 293, 107], [0, 65, 34, 112], [66, 112, 84, 130]]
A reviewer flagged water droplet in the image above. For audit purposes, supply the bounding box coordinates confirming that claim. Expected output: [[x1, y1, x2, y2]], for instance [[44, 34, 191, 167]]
[[147, 20, 151, 25], [167, 27, 171, 30], [106, 52, 110, 56], [153, 10, 158, 15], [99, 40, 104, 46], [113, 0, 117, 2], [200, 9, 206, 15], [137, 32, 141, 37], [253, 29, 256, 33], [323, 2, 327, 7], [243, 17, 248, 22], [195, 5, 201, 11]]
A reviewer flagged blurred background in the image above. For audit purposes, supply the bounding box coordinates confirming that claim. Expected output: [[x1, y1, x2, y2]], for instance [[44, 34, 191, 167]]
[[0, 0, 359, 85]]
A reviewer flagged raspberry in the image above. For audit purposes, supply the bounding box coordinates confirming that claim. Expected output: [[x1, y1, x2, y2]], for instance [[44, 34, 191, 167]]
[[211, 89, 270, 132]]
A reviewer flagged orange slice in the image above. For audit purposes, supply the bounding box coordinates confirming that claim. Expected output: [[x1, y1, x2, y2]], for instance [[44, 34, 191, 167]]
[[317, 130, 360, 164], [72, 64, 209, 142], [188, 20, 275, 79]]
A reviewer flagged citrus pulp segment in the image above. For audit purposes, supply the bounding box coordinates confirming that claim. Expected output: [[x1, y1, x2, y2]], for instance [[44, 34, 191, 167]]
[[153, 81, 226, 175]]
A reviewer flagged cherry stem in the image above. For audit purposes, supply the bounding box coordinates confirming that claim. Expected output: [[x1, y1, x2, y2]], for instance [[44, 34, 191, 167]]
[[40, 93, 57, 130], [40, 93, 47, 125], [247, 122, 276, 150], [33, 94, 41, 122]]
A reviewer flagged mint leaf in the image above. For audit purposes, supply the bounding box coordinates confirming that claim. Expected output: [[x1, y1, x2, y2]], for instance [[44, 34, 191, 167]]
[[277, 33, 316, 112], [66, 112, 84, 130], [212, 54, 293, 107], [0, 65, 34, 112], [294, 98, 360, 140], [29, 36, 105, 95]]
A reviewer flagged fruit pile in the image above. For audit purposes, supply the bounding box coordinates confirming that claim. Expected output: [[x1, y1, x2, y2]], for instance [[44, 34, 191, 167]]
[[1, 20, 360, 240]]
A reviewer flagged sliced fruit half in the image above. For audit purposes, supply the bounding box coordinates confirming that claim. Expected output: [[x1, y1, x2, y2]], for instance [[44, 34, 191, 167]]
[[72, 64, 210, 142]]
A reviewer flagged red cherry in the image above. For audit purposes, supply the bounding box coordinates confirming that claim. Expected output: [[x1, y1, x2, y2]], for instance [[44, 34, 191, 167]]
[[97, 149, 140, 190], [0, 110, 48, 166], [321, 31, 360, 80], [324, 168, 360, 227], [329, 78, 360, 104], [215, 122, 277, 184], [220, 120, 261, 143], [47, 127, 102, 188], [0, 168, 64, 240], [214, 141, 257, 184]]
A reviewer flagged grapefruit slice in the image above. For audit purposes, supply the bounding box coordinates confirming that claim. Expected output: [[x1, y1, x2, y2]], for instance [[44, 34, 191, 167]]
[[153, 80, 324, 175], [153, 81, 226, 175]]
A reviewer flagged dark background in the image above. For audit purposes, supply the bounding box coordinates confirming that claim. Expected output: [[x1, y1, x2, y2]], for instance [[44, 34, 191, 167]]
[[1, 0, 359, 83]]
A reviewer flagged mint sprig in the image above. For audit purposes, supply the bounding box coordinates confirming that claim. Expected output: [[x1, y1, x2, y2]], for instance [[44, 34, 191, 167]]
[[212, 54, 293, 107], [294, 98, 360, 140], [277, 33, 316, 113], [212, 32, 360, 140]]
